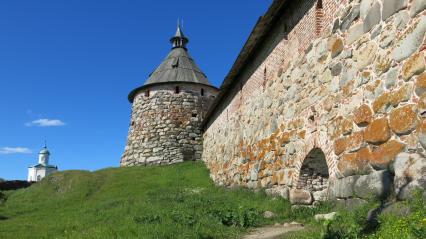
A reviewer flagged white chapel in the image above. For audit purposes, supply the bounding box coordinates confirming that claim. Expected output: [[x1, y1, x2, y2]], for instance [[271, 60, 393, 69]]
[[27, 145, 58, 182]]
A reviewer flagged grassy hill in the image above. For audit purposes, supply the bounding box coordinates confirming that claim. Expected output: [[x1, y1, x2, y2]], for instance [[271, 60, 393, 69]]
[[1, 162, 424, 239], [0, 162, 326, 239]]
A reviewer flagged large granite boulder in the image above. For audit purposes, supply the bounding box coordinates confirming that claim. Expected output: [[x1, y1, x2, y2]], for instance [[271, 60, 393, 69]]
[[382, 0, 408, 21], [410, 0, 426, 17], [290, 189, 313, 205], [392, 16, 426, 62], [354, 170, 392, 199], [345, 198, 368, 209], [265, 186, 290, 200], [393, 153, 426, 200], [363, 1, 381, 33], [328, 176, 359, 199]]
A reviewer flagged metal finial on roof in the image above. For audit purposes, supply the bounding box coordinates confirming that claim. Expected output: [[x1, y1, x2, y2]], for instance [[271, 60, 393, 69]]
[[170, 19, 189, 49], [39, 140, 50, 155], [127, 20, 216, 102]]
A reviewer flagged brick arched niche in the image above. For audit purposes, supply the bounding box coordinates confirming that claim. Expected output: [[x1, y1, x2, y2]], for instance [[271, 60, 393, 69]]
[[288, 146, 331, 204], [295, 148, 329, 193]]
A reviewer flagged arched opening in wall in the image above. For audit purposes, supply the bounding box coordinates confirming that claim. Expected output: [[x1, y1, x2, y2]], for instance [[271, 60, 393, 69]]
[[201, 88, 204, 96], [182, 149, 195, 161], [296, 148, 329, 198], [145, 90, 150, 97], [315, 0, 324, 36], [175, 86, 180, 94]]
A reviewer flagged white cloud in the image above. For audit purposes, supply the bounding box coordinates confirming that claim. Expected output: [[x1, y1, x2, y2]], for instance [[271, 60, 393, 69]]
[[25, 119, 66, 127], [0, 147, 32, 154]]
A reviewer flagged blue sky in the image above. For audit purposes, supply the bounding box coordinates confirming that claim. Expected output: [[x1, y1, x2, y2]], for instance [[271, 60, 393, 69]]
[[0, 0, 272, 180]]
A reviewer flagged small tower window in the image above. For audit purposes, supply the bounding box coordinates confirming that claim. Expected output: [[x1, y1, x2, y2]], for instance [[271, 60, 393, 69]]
[[283, 24, 289, 40], [317, 0, 323, 8], [175, 86, 180, 94], [192, 113, 197, 118], [263, 67, 267, 90], [201, 88, 204, 96], [145, 90, 150, 97]]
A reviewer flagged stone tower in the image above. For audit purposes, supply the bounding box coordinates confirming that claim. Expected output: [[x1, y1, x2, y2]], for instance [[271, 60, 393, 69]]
[[121, 23, 219, 167]]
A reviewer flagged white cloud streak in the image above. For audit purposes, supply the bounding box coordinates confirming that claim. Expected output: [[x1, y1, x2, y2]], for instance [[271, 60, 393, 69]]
[[0, 147, 32, 154], [25, 119, 66, 127]]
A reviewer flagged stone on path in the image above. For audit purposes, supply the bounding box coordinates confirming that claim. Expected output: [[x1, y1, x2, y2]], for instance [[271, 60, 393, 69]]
[[314, 212, 337, 221], [263, 211, 275, 219]]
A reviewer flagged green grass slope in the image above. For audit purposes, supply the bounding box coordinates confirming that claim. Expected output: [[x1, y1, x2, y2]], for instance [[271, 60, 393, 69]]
[[0, 162, 313, 239], [1, 162, 422, 238]]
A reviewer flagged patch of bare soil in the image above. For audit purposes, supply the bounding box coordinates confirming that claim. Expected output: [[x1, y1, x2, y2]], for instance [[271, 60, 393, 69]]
[[243, 222, 304, 239]]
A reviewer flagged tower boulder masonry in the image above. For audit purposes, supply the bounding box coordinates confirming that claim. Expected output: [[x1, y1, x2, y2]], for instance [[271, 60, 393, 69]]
[[121, 23, 219, 167]]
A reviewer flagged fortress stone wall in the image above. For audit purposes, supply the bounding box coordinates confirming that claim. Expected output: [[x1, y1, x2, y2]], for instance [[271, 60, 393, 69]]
[[121, 83, 217, 166], [203, 0, 426, 205]]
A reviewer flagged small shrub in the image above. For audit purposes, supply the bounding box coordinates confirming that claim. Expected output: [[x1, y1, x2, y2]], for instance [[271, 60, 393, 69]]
[[171, 211, 197, 227], [0, 192, 7, 221], [321, 201, 378, 239], [0, 191, 6, 203], [207, 207, 260, 228], [370, 190, 426, 238], [242, 208, 259, 227], [290, 202, 334, 221], [133, 214, 161, 224], [322, 217, 364, 239]]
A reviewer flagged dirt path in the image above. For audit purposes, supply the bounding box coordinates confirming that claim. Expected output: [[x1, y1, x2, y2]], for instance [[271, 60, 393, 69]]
[[242, 222, 305, 239]]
